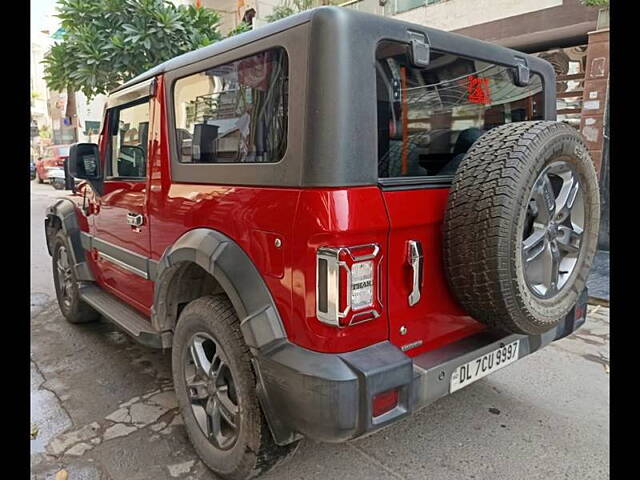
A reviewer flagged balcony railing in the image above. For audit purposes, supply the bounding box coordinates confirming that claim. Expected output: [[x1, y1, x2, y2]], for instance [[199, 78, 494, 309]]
[[339, 0, 449, 16]]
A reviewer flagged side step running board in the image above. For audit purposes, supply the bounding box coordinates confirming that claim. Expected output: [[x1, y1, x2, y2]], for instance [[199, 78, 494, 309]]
[[79, 285, 163, 348]]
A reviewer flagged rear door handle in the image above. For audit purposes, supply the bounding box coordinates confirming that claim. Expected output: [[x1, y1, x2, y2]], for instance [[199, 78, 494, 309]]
[[126, 212, 144, 227], [407, 240, 423, 307]]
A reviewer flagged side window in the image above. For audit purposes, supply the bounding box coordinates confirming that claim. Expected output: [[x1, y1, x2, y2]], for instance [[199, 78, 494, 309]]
[[106, 100, 150, 179], [173, 48, 288, 164]]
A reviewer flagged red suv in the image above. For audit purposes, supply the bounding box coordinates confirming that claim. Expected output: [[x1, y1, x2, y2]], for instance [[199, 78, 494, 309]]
[[35, 144, 70, 184], [45, 8, 600, 479]]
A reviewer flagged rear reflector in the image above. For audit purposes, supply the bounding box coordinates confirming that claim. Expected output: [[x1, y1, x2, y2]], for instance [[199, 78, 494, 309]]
[[372, 388, 399, 418]]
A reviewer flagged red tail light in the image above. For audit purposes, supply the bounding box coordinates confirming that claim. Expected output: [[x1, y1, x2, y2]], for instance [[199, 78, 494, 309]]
[[316, 243, 382, 327]]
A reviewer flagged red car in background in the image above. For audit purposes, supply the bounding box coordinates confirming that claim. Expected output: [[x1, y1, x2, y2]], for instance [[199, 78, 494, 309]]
[[35, 144, 70, 184]]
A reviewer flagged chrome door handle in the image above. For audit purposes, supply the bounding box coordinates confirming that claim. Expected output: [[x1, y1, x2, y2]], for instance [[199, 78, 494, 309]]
[[407, 240, 423, 307], [126, 212, 144, 227]]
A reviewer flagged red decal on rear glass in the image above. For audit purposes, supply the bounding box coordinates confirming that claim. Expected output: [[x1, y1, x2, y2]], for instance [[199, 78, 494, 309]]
[[468, 76, 491, 105]]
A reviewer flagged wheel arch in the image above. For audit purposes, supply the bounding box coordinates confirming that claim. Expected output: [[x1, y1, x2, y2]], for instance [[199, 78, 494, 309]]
[[45, 198, 94, 282], [152, 228, 287, 354]]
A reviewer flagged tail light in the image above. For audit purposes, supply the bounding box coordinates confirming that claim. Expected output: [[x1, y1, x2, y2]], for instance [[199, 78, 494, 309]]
[[316, 243, 382, 327], [56, 157, 66, 167]]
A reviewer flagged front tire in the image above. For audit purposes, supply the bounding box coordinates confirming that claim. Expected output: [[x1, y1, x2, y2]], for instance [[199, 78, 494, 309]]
[[172, 295, 299, 480], [52, 231, 100, 324]]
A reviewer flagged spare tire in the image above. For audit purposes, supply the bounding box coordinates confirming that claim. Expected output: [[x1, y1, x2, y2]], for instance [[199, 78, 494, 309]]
[[443, 121, 600, 335]]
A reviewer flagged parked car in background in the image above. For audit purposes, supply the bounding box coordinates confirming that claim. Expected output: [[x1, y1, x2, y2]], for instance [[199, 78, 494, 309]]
[[30, 159, 36, 180], [35, 145, 71, 184], [48, 167, 67, 190]]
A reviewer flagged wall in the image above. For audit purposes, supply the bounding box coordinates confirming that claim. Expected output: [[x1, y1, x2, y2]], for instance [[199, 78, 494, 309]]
[[392, 0, 562, 32]]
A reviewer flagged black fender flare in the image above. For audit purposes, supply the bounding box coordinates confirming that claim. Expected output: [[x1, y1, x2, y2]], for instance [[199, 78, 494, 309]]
[[153, 228, 298, 444], [44, 198, 94, 282], [153, 228, 287, 354]]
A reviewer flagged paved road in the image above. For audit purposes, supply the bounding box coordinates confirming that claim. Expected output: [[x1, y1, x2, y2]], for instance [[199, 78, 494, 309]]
[[30, 181, 610, 480]]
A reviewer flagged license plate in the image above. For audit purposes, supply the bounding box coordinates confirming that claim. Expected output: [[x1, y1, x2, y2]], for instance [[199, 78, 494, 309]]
[[450, 340, 520, 393]]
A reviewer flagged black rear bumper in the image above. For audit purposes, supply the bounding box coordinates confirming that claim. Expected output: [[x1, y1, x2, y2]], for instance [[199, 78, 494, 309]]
[[254, 290, 588, 445]]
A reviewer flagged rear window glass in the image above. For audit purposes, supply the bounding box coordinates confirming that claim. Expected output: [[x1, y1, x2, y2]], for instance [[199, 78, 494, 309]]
[[57, 146, 70, 156], [376, 41, 544, 179], [173, 48, 288, 164]]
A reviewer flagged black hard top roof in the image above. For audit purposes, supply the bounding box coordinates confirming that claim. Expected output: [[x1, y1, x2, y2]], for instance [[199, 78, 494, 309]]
[[112, 6, 545, 95]]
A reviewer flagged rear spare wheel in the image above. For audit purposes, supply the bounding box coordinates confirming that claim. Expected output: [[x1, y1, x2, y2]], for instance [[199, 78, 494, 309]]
[[443, 121, 600, 335]]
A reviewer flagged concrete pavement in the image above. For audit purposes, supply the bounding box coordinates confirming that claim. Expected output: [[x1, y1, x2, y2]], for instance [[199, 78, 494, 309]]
[[30, 181, 610, 480]]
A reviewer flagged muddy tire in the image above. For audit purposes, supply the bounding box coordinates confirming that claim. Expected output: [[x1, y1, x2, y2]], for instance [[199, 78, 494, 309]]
[[172, 295, 300, 480], [52, 231, 100, 324], [443, 121, 600, 335]]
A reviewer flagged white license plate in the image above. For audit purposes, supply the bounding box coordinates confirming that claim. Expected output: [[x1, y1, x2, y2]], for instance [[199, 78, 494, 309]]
[[450, 340, 520, 393]]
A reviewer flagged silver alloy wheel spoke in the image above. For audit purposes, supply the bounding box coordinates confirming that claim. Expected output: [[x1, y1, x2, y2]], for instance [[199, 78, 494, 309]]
[[57, 246, 73, 307], [522, 229, 546, 263], [531, 174, 555, 224], [554, 175, 579, 222], [190, 340, 212, 379], [192, 403, 211, 437], [522, 161, 585, 298], [216, 385, 239, 429], [544, 242, 561, 295]]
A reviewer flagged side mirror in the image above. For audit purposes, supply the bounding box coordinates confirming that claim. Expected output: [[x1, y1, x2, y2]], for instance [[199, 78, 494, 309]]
[[69, 143, 100, 180]]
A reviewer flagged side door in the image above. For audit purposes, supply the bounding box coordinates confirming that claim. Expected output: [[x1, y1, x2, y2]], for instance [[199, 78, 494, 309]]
[[91, 96, 154, 314]]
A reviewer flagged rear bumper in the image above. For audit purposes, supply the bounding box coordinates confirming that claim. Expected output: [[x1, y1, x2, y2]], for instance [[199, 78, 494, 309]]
[[255, 290, 588, 445]]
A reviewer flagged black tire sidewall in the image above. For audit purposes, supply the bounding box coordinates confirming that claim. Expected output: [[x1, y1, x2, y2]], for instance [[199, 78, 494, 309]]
[[171, 297, 262, 479]]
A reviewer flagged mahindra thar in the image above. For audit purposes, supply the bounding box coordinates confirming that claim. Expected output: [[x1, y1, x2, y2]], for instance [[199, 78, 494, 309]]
[[44, 7, 600, 479]]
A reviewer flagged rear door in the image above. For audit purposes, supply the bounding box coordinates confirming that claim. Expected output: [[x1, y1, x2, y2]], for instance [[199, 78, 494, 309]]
[[375, 42, 547, 357], [91, 96, 153, 314]]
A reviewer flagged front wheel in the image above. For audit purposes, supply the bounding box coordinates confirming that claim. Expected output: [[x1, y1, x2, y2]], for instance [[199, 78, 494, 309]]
[[172, 295, 299, 480], [52, 231, 100, 324]]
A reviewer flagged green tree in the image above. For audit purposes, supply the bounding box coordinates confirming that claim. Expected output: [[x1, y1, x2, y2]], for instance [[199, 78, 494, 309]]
[[43, 0, 222, 100], [266, 0, 340, 23], [39, 125, 52, 139], [227, 21, 252, 37]]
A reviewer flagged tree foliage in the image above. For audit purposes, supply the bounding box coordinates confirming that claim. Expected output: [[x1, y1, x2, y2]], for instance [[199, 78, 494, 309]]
[[43, 0, 222, 99], [227, 21, 251, 37], [581, 0, 609, 6], [266, 1, 332, 22]]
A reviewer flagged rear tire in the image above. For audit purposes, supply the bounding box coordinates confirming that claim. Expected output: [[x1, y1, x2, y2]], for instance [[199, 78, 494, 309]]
[[52, 231, 100, 324], [443, 121, 600, 335], [172, 295, 300, 480]]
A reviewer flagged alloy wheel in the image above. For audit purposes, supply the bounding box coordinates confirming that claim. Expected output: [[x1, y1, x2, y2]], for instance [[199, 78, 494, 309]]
[[183, 332, 240, 450], [521, 160, 585, 298], [56, 245, 74, 309]]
